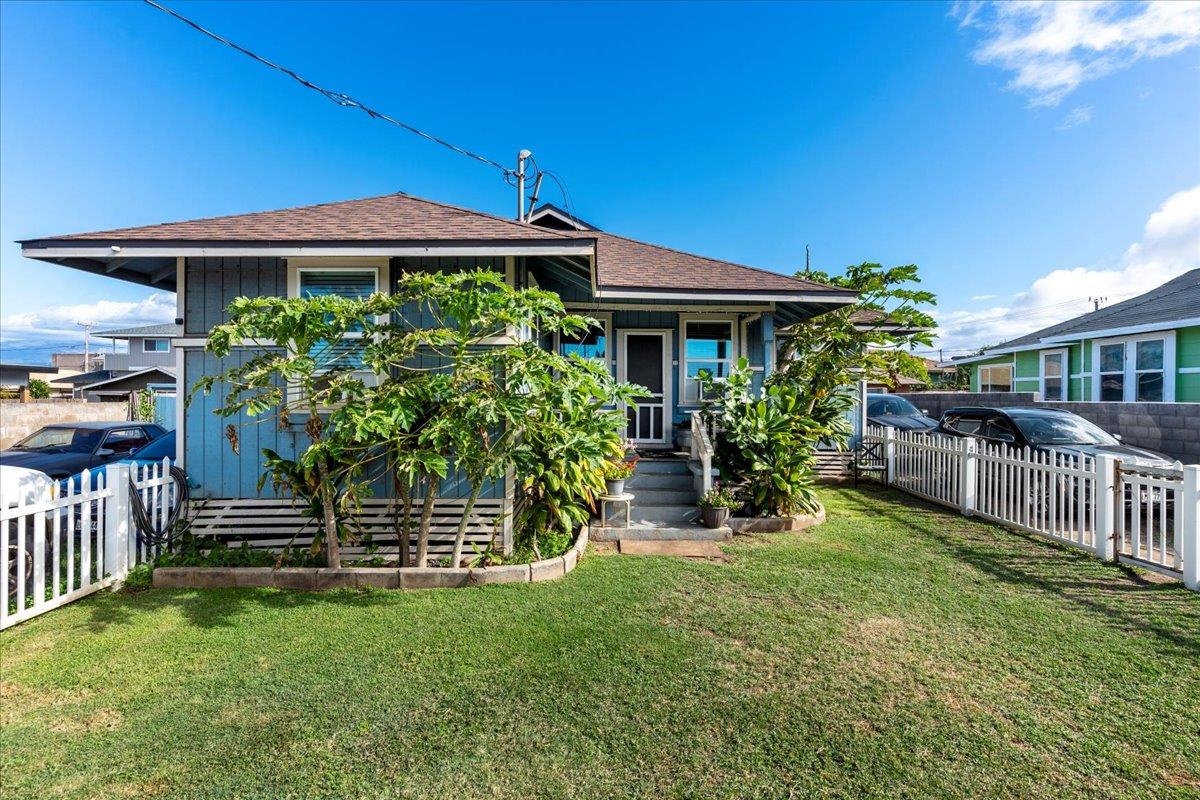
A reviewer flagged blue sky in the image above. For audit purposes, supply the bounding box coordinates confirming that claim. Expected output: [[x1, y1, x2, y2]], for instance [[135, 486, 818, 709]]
[[1, 0, 1197, 363]]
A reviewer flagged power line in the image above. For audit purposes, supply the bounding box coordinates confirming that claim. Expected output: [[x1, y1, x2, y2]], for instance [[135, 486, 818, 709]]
[[142, 0, 515, 179]]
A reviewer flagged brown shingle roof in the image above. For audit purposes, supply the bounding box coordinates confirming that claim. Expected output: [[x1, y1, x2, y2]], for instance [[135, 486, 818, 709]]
[[593, 232, 842, 294], [33, 193, 578, 243], [25, 192, 850, 297]]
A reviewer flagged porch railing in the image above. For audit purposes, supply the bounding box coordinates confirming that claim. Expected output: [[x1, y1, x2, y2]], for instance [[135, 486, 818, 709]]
[[690, 411, 714, 498]]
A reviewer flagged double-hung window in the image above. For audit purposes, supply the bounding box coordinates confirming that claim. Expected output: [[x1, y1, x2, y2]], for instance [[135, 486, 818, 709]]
[[298, 268, 379, 372], [1092, 332, 1174, 402], [1040, 349, 1066, 401], [978, 364, 1012, 393], [682, 318, 735, 404]]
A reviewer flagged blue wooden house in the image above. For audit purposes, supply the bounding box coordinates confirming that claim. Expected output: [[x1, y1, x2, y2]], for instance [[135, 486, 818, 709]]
[[20, 193, 853, 550]]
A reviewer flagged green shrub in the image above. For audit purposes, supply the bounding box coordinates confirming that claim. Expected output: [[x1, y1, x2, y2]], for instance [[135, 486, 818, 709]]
[[27, 379, 50, 399], [122, 563, 154, 592]]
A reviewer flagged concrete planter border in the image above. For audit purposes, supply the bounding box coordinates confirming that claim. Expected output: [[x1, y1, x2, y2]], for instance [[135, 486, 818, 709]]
[[153, 526, 589, 591], [728, 504, 826, 533]]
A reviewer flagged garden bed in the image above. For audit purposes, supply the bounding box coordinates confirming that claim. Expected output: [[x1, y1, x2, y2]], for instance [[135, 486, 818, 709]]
[[152, 527, 588, 591], [728, 503, 825, 533]]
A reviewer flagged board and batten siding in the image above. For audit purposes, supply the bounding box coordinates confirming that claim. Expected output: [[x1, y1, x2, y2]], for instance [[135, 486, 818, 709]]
[[184, 257, 286, 336]]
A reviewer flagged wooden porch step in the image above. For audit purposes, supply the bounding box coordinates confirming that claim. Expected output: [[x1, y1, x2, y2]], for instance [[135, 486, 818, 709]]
[[591, 526, 731, 542], [618, 540, 724, 558]]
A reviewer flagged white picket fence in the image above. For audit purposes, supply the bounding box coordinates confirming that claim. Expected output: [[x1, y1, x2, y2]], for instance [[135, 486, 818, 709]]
[[1, 459, 175, 630], [863, 426, 1199, 591]]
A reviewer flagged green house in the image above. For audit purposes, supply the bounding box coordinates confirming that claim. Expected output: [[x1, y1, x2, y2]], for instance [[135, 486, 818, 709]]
[[953, 269, 1200, 403]]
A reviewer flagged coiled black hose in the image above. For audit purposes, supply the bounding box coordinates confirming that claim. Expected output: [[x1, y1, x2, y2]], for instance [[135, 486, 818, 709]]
[[129, 466, 190, 549]]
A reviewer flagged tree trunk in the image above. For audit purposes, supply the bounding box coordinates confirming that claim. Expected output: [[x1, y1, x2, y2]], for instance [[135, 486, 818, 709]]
[[415, 475, 439, 567], [396, 484, 413, 568], [316, 458, 340, 569], [450, 484, 484, 569]]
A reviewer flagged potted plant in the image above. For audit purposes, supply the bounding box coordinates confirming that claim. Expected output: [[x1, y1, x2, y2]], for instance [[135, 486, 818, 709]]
[[697, 484, 738, 529], [602, 457, 637, 496]]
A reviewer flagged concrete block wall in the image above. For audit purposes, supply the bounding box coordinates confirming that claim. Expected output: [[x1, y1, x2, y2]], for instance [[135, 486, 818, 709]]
[[899, 391, 1200, 465], [0, 400, 129, 449]]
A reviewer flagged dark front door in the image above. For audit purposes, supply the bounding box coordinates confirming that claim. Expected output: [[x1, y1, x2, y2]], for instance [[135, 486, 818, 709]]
[[620, 331, 671, 446]]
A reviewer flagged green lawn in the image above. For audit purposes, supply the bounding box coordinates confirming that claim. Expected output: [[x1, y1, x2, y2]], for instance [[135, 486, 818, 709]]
[[2, 485, 1198, 800]]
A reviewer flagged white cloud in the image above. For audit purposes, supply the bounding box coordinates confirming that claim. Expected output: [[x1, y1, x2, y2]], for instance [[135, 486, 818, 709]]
[[1056, 104, 1094, 130], [969, 294, 998, 301], [954, 1, 1200, 107], [0, 293, 176, 356], [934, 184, 1200, 354]]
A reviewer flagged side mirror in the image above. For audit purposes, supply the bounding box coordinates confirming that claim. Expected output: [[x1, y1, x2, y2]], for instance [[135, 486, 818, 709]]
[[995, 433, 1016, 445], [1113, 434, 1122, 442], [95, 448, 115, 458], [921, 409, 930, 415]]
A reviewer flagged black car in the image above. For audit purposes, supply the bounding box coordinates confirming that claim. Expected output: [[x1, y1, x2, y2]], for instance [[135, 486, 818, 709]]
[[0, 422, 167, 480], [866, 393, 939, 432], [935, 407, 1174, 468]]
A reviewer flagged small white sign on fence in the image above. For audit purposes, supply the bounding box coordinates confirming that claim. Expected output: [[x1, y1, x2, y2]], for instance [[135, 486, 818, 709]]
[[863, 425, 1198, 592]]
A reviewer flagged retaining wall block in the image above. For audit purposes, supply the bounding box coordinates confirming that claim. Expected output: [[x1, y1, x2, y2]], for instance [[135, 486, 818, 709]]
[[399, 568, 471, 590], [468, 564, 531, 586], [315, 568, 361, 590], [152, 568, 195, 589], [232, 568, 276, 588], [355, 568, 401, 589], [562, 547, 578, 573], [192, 568, 239, 589], [530, 556, 566, 582], [273, 568, 318, 591]]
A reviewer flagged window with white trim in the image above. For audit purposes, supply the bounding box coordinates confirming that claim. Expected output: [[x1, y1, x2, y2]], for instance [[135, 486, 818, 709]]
[[1091, 332, 1175, 402], [978, 364, 1012, 393], [297, 268, 379, 372], [142, 338, 170, 353], [682, 319, 735, 404], [1040, 350, 1066, 401], [1134, 338, 1164, 401], [558, 316, 609, 367]]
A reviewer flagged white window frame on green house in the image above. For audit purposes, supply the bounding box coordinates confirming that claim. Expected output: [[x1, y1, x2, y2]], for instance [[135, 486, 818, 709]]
[[285, 258, 390, 402], [978, 362, 1013, 392], [679, 314, 739, 406], [1090, 330, 1175, 403], [1039, 348, 1068, 401]]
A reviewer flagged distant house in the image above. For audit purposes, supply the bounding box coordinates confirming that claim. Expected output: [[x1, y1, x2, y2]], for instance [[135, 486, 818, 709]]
[[950, 269, 1200, 403], [93, 323, 181, 373]]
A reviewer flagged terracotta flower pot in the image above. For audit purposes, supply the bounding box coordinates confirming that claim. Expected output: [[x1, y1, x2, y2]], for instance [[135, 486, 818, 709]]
[[700, 506, 730, 529]]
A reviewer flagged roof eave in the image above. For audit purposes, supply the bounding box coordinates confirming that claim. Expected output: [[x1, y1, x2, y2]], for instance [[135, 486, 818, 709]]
[[593, 286, 859, 303], [20, 238, 596, 258]]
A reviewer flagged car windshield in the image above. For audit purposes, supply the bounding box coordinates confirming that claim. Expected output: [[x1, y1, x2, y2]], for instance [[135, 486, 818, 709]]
[[132, 432, 175, 461], [1011, 415, 1119, 446], [12, 427, 105, 453], [868, 396, 922, 417]]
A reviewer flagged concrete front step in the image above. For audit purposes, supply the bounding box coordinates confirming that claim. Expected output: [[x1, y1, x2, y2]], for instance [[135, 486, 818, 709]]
[[622, 488, 697, 505], [592, 526, 731, 542], [626, 474, 694, 491], [618, 540, 724, 558], [632, 458, 691, 475]]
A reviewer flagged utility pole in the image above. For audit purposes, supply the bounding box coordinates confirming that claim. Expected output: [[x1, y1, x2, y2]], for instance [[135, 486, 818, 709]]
[[805, 245, 811, 271], [516, 149, 531, 222], [76, 320, 95, 371]]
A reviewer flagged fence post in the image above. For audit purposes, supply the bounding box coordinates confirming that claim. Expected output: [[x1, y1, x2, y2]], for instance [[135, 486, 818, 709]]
[[1094, 455, 1117, 562], [1182, 465, 1199, 592], [960, 438, 977, 516], [883, 427, 895, 487], [104, 463, 131, 580]]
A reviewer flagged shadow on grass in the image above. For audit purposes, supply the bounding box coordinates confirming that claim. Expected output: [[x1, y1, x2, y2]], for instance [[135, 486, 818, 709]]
[[829, 484, 1200, 657]]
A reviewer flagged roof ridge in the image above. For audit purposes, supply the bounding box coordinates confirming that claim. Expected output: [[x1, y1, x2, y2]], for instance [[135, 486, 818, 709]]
[[595, 229, 847, 292], [393, 192, 581, 239]]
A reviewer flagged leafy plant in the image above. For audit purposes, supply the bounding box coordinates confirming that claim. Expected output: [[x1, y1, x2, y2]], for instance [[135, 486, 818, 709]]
[[601, 458, 637, 481], [121, 563, 154, 592], [697, 483, 739, 510], [27, 379, 50, 399], [134, 389, 156, 422]]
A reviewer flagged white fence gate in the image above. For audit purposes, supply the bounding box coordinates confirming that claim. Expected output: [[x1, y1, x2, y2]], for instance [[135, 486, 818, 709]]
[[863, 426, 1199, 591], [1, 459, 175, 630]]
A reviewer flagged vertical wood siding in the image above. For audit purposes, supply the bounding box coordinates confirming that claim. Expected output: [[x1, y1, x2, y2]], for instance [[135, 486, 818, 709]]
[[184, 257, 285, 336]]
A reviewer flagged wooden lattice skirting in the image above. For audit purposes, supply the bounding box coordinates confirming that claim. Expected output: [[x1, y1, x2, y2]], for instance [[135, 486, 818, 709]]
[[186, 497, 512, 557]]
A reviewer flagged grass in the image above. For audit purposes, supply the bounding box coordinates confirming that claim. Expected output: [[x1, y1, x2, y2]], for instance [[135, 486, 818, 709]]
[[2, 485, 1198, 800]]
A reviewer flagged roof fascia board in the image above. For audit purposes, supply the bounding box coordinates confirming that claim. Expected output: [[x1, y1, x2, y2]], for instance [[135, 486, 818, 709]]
[[944, 345, 1035, 366], [22, 242, 596, 259], [595, 288, 857, 303], [79, 366, 173, 390], [1037, 317, 1200, 344]]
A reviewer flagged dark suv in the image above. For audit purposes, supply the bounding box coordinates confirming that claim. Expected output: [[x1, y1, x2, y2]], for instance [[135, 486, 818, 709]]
[[935, 406, 1174, 468]]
